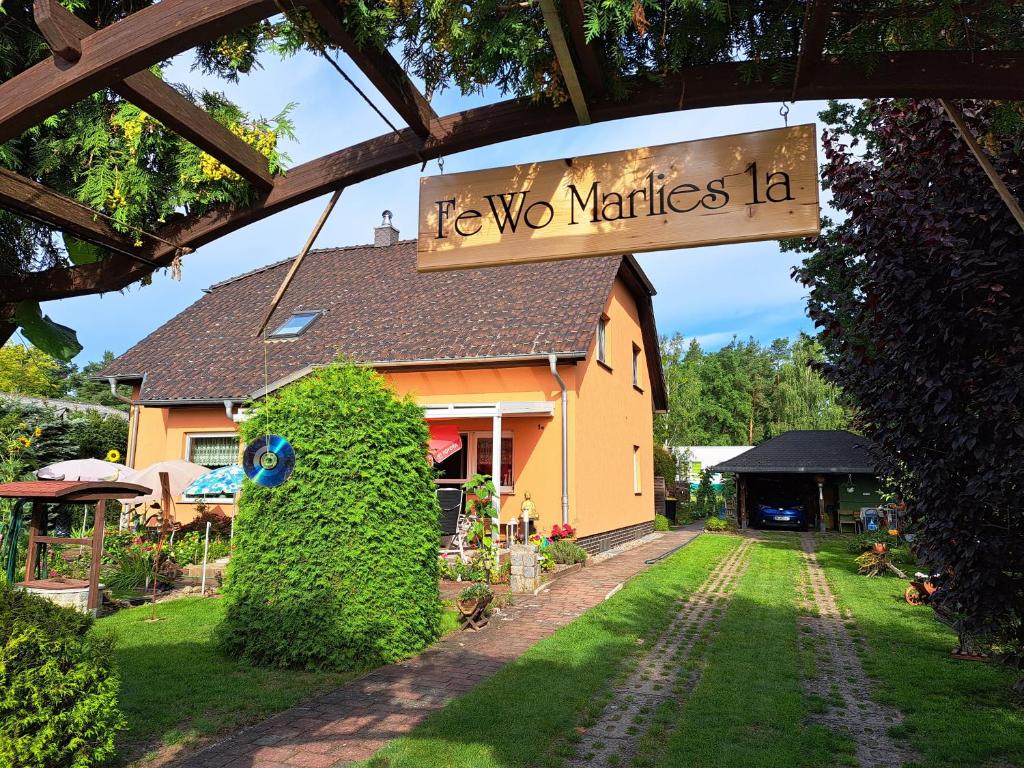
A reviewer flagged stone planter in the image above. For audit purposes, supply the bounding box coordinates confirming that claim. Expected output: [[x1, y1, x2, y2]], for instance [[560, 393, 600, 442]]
[[18, 577, 92, 614]]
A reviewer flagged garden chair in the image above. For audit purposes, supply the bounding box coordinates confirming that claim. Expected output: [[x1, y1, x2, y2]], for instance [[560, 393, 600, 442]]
[[437, 488, 470, 561], [838, 509, 862, 534]]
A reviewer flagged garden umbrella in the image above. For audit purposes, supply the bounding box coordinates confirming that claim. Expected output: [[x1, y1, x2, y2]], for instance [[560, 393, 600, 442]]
[[184, 465, 244, 497], [184, 464, 245, 547], [123, 459, 209, 507], [36, 457, 134, 482]]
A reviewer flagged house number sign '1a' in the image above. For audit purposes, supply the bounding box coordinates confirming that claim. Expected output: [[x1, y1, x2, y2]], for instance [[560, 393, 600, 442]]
[[417, 125, 820, 271]]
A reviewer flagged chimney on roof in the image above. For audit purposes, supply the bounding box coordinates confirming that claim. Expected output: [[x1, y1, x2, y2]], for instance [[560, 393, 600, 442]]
[[374, 210, 399, 247]]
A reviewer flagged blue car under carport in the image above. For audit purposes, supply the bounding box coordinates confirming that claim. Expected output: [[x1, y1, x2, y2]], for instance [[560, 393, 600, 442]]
[[755, 503, 808, 530]]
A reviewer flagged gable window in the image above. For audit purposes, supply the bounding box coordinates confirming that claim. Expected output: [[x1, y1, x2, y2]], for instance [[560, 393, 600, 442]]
[[633, 445, 642, 494], [597, 315, 610, 366], [269, 310, 323, 339], [632, 343, 642, 388], [186, 433, 240, 469]]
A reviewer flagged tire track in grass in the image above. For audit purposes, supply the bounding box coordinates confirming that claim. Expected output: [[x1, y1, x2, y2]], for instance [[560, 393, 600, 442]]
[[563, 537, 754, 768], [799, 534, 919, 768], [650, 534, 849, 768]]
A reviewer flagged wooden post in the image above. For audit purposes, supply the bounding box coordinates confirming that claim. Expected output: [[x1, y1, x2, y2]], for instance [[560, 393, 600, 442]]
[[87, 499, 105, 612], [256, 188, 342, 337], [538, 0, 591, 125], [23, 501, 42, 581], [940, 99, 1024, 233], [150, 472, 172, 615]]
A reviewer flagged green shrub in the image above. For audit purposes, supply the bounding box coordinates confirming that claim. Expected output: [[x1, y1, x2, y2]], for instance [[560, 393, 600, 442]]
[[550, 539, 588, 565], [168, 531, 230, 566], [458, 583, 492, 602], [653, 444, 677, 481], [0, 582, 125, 767], [704, 516, 735, 532], [653, 514, 671, 532], [220, 362, 442, 671]]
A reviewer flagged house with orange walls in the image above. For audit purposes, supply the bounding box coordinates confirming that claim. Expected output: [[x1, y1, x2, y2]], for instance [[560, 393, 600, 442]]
[[102, 219, 667, 552]]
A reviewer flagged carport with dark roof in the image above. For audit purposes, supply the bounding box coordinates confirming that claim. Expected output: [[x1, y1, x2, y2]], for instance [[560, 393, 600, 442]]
[[710, 430, 884, 532]]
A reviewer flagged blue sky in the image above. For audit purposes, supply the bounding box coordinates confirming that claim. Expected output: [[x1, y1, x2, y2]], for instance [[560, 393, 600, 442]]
[[43, 46, 835, 364]]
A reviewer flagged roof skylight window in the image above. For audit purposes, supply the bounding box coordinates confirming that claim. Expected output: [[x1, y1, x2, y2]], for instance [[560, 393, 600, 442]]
[[269, 311, 323, 339]]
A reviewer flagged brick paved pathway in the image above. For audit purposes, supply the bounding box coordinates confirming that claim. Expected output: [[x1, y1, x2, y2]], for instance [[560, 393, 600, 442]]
[[566, 537, 752, 768], [799, 534, 918, 768], [174, 526, 703, 768]]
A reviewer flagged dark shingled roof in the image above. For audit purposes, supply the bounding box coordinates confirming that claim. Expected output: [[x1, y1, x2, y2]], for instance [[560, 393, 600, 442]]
[[101, 240, 665, 406], [709, 430, 877, 474]]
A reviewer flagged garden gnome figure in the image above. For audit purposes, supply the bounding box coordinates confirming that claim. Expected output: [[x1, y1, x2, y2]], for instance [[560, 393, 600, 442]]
[[521, 492, 537, 543]]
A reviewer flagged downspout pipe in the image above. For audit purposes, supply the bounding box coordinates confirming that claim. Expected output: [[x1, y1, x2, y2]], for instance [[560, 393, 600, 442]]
[[548, 355, 569, 525], [109, 378, 139, 468]]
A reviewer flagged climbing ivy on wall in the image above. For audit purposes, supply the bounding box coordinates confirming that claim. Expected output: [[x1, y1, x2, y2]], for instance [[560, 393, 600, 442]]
[[219, 361, 442, 671]]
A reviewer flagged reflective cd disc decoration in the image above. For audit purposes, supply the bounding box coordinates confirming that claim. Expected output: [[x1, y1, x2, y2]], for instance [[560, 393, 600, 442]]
[[243, 435, 296, 487]]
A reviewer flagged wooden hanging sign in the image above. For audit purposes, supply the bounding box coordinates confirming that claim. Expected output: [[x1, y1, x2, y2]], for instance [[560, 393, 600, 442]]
[[417, 124, 820, 271]]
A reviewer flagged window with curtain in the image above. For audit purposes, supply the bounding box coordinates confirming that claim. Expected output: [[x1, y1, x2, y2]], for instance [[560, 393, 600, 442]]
[[188, 434, 240, 468], [476, 437, 513, 489], [632, 343, 642, 387]]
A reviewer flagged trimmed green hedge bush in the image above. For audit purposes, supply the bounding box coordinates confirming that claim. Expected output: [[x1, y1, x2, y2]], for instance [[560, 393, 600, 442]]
[[220, 362, 442, 670], [704, 516, 736, 532], [0, 582, 125, 768], [654, 513, 671, 531]]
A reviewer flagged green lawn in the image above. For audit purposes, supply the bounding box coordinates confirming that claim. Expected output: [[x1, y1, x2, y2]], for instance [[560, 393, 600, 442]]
[[651, 535, 852, 768], [360, 534, 741, 768], [93, 598, 356, 763], [360, 534, 1024, 768], [95, 597, 463, 764], [815, 537, 1024, 768]]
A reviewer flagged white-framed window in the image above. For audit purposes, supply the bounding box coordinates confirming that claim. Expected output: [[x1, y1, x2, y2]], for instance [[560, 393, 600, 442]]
[[269, 310, 323, 339], [633, 445, 642, 494], [597, 315, 610, 365], [433, 431, 514, 493], [632, 343, 642, 388], [186, 432, 240, 469]]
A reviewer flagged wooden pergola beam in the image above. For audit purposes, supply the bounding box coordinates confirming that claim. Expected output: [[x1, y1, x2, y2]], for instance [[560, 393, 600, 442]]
[[0, 167, 155, 263], [559, 0, 605, 97], [306, 0, 440, 139], [31, 0, 275, 190], [539, 0, 590, 125], [0, 0, 294, 142], [792, 0, 835, 98], [5, 50, 1024, 303]]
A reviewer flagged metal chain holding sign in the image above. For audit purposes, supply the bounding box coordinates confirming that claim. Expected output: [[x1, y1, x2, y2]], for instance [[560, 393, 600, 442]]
[[780, 103, 790, 127]]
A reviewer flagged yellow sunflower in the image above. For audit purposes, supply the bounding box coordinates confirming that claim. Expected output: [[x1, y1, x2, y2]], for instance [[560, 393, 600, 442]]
[[106, 449, 122, 463]]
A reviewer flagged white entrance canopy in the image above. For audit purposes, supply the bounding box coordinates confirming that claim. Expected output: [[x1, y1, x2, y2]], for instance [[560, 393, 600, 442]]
[[420, 401, 554, 420], [422, 401, 554, 520]]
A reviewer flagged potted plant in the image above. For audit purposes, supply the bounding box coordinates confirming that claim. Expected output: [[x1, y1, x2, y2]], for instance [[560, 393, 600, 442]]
[[462, 474, 500, 582], [457, 583, 493, 630]]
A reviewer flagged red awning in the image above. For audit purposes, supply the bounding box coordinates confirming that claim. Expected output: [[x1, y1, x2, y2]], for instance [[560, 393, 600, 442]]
[[428, 425, 462, 464]]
